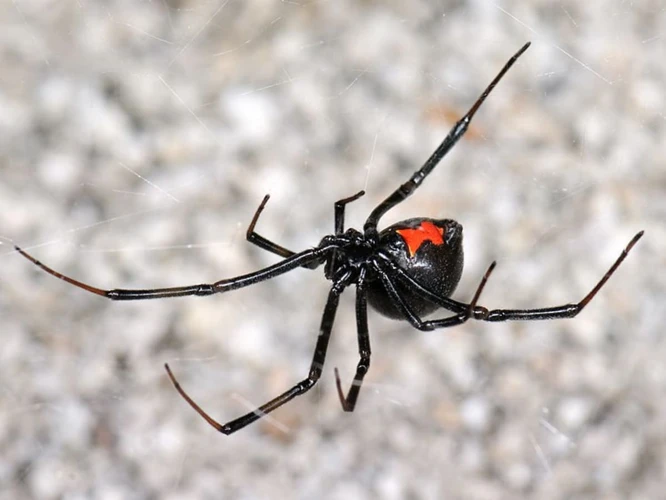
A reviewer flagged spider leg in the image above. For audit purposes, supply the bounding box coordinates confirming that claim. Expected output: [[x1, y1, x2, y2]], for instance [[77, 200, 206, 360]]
[[334, 269, 371, 412], [166, 284, 345, 435], [247, 191, 365, 271], [245, 194, 305, 261], [334, 190, 365, 235], [14, 242, 337, 300], [326, 190, 366, 278], [479, 231, 644, 322], [377, 255, 471, 315], [364, 42, 530, 235], [375, 261, 496, 330]]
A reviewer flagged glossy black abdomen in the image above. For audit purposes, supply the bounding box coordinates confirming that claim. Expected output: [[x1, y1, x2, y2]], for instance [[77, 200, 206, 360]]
[[367, 217, 464, 320]]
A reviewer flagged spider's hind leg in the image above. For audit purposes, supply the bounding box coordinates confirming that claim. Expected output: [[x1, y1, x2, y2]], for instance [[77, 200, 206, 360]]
[[376, 261, 495, 331], [481, 231, 644, 322], [166, 284, 344, 435]]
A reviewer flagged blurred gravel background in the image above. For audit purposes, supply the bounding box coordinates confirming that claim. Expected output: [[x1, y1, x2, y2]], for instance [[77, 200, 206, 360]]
[[1, 1, 664, 499]]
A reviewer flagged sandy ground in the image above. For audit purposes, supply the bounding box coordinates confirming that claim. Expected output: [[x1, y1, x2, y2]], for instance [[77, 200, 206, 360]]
[[1, 1, 664, 499]]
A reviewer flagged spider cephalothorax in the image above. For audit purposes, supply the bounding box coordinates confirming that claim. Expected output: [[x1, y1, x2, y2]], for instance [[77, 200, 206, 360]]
[[15, 42, 643, 435]]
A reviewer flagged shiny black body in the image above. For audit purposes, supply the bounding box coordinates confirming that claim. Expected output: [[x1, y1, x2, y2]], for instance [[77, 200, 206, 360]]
[[366, 218, 463, 319], [15, 42, 644, 436]]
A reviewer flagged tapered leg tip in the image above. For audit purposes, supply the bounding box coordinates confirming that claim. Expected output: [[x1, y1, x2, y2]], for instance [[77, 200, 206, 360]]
[[628, 230, 645, 249]]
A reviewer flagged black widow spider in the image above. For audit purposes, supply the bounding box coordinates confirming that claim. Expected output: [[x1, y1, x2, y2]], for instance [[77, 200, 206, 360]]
[[15, 42, 643, 435]]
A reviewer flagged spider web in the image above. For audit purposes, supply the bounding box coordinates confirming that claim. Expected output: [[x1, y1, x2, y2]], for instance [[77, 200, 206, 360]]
[[0, 1, 661, 498]]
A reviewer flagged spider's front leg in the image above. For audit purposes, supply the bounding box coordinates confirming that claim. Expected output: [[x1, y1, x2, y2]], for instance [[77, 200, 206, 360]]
[[14, 242, 335, 300], [363, 42, 530, 234], [166, 282, 346, 435]]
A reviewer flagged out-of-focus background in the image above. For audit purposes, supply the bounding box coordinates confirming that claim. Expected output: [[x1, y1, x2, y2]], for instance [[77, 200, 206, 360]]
[[1, 1, 664, 498]]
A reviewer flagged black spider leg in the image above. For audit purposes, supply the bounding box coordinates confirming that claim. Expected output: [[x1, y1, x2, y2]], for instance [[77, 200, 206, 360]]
[[364, 42, 531, 236], [326, 190, 366, 278], [245, 194, 311, 264], [247, 191, 365, 271], [376, 260, 496, 331], [481, 231, 644, 321], [334, 190, 366, 234], [386, 231, 644, 322], [165, 279, 348, 435], [376, 254, 472, 315], [334, 268, 371, 412], [332, 261, 496, 413], [14, 242, 338, 300]]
